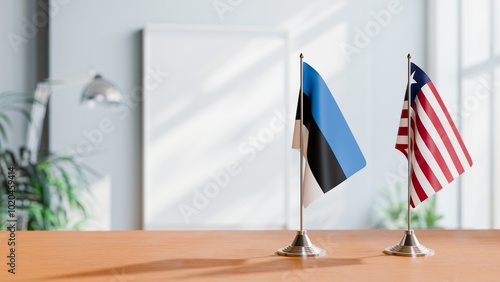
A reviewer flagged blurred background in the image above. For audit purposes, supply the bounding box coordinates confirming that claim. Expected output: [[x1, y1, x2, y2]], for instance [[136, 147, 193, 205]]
[[0, 0, 498, 230]]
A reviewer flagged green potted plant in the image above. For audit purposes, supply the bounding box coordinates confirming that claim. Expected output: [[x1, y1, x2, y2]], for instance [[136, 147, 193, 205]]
[[0, 92, 93, 230]]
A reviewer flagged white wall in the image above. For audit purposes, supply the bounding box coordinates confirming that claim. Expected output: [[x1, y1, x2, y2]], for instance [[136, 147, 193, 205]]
[[0, 0, 38, 150], [49, 0, 426, 230]]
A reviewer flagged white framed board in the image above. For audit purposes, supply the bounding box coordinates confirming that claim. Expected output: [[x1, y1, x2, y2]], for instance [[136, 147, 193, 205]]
[[142, 24, 292, 229]]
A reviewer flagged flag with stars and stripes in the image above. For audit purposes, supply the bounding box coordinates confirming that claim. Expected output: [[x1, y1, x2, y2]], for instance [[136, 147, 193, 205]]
[[396, 62, 473, 208]]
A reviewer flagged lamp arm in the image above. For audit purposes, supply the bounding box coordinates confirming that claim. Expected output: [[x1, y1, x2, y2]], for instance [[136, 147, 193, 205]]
[[25, 69, 121, 161], [25, 82, 51, 162], [42, 67, 96, 91], [25, 68, 95, 161]]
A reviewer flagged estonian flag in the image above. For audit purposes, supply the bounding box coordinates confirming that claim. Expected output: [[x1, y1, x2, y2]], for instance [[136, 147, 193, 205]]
[[293, 62, 366, 207]]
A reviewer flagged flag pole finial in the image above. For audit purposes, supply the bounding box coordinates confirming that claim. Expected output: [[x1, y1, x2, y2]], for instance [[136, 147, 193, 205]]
[[407, 53, 411, 59]]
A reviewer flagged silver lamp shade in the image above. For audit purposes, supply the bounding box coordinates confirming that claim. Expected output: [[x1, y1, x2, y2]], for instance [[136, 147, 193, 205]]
[[81, 74, 122, 105]]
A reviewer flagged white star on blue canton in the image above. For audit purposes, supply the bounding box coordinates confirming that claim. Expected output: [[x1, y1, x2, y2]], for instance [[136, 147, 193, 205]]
[[410, 71, 418, 85]]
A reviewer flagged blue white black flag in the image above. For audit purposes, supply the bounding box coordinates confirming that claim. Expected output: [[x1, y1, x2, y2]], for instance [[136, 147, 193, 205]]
[[293, 62, 366, 207]]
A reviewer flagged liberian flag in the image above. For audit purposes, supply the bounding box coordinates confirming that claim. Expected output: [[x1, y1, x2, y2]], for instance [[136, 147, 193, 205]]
[[396, 62, 473, 208], [293, 62, 366, 207]]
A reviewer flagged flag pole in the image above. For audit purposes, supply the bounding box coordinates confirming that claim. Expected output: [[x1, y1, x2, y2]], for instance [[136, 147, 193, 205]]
[[299, 52, 304, 232], [277, 53, 325, 257], [383, 53, 434, 257], [406, 53, 412, 233]]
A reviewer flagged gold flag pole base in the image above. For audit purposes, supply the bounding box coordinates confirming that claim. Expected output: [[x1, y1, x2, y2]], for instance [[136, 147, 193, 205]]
[[277, 230, 326, 257], [383, 230, 434, 257]]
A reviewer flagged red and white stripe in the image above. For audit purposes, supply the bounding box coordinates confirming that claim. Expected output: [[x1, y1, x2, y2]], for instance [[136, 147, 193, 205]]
[[396, 81, 473, 207]]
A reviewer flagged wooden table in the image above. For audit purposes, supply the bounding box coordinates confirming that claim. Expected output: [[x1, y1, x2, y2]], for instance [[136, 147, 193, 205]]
[[0, 230, 499, 281]]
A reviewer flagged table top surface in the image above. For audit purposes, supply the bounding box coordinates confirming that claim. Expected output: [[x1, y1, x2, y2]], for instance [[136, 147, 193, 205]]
[[0, 229, 499, 281]]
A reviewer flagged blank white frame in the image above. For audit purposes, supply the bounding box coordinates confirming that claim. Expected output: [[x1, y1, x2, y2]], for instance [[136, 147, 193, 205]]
[[142, 24, 291, 230]]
